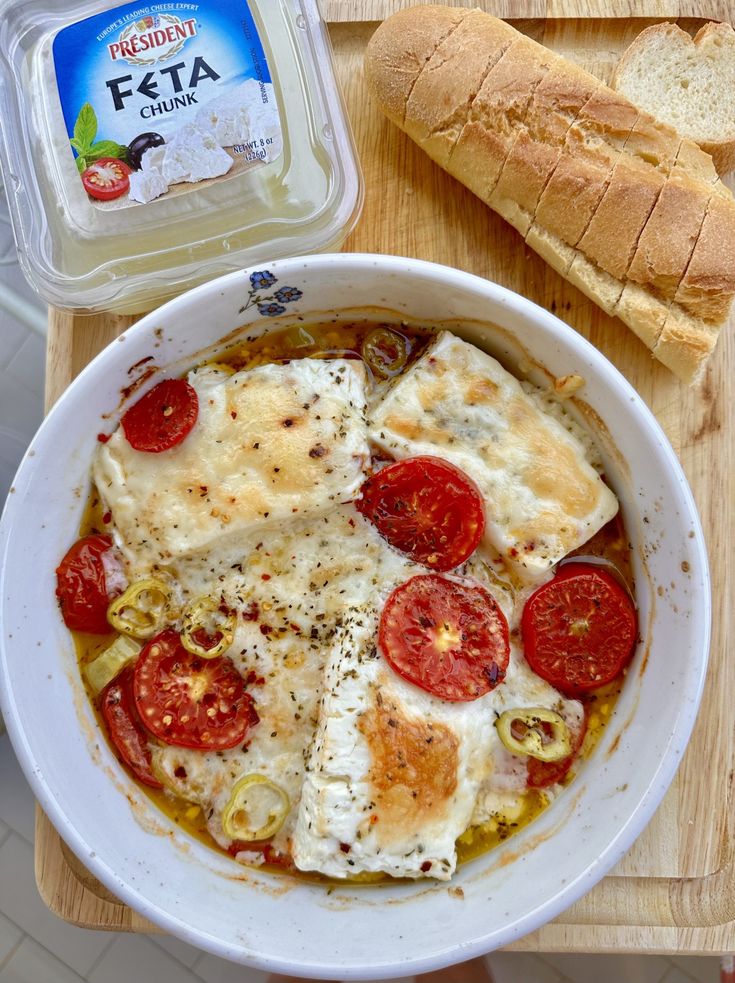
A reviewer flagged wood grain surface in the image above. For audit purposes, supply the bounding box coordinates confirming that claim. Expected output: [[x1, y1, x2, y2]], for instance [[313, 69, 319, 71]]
[[37, 8, 734, 954]]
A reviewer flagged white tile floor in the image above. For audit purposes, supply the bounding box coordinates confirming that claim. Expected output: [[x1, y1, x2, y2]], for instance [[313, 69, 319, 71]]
[[0, 188, 724, 983]]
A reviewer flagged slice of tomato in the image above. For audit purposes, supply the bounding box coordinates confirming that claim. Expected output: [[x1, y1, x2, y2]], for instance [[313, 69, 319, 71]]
[[121, 379, 199, 453], [81, 157, 131, 201], [100, 667, 162, 788], [527, 709, 587, 789], [522, 563, 637, 697], [379, 574, 509, 702], [133, 629, 259, 750], [356, 456, 485, 571], [55, 534, 121, 634]]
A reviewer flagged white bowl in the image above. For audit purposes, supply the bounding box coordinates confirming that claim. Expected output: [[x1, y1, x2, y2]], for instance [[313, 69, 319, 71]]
[[0, 255, 710, 978]]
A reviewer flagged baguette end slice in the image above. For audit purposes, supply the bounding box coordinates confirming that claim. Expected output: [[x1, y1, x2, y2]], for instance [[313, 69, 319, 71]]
[[612, 21, 735, 176], [364, 5, 469, 126]]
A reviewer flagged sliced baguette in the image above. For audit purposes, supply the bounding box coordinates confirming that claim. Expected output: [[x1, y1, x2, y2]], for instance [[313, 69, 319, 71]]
[[612, 21, 735, 175], [404, 11, 517, 168], [577, 156, 665, 281], [365, 7, 735, 382], [626, 174, 710, 300], [363, 4, 469, 127], [447, 37, 553, 206]]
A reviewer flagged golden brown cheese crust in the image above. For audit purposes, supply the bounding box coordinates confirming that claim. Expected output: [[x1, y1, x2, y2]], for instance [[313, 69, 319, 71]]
[[95, 359, 369, 565], [370, 332, 618, 579], [359, 691, 459, 848]]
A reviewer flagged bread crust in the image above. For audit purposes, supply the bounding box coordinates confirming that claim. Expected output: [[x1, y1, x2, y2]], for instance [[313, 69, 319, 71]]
[[448, 37, 553, 200], [490, 60, 600, 235], [578, 158, 665, 281], [533, 152, 610, 249], [653, 305, 721, 384], [673, 194, 735, 321], [364, 5, 469, 126], [404, 11, 517, 168], [627, 175, 709, 299], [615, 282, 669, 349]]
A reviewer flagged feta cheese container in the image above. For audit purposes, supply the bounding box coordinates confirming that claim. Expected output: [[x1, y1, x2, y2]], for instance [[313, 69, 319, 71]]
[[0, 0, 363, 313]]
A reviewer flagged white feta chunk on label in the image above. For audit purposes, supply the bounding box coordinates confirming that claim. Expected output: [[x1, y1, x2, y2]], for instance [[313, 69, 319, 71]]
[[196, 79, 281, 156], [128, 167, 169, 204], [161, 123, 233, 185]]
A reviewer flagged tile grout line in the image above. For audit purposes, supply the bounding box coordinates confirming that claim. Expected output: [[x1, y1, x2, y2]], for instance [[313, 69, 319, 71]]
[[190, 950, 207, 976], [0, 929, 25, 974], [0, 827, 11, 850], [83, 933, 117, 979], [667, 960, 713, 983]]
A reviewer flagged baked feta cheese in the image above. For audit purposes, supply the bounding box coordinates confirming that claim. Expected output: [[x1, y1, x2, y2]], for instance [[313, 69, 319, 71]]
[[369, 331, 618, 579], [291, 550, 581, 880], [151, 506, 384, 855], [94, 358, 370, 567]]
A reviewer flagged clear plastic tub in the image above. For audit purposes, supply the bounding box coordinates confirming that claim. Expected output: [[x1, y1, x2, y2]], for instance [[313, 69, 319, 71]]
[[0, 0, 363, 313]]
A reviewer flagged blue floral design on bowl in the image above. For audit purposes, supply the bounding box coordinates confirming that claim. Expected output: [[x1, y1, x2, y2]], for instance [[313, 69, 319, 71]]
[[242, 270, 304, 317], [249, 270, 277, 290], [258, 302, 287, 317]]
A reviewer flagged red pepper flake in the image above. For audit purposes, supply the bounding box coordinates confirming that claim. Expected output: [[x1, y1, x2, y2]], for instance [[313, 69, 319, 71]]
[[509, 547, 519, 558], [348, 517, 355, 527], [242, 601, 259, 622], [259, 624, 273, 636], [261, 573, 271, 581], [245, 670, 265, 686], [230, 411, 238, 419], [339, 842, 351, 853], [420, 860, 432, 872], [290, 623, 302, 634], [97, 433, 110, 443]]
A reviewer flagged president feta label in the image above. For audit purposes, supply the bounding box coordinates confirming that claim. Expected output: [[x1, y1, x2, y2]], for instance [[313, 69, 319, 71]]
[[52, 1, 282, 208]]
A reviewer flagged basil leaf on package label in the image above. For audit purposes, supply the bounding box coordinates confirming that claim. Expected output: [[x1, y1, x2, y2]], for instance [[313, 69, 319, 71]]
[[86, 141, 129, 163], [75, 156, 87, 174], [73, 103, 97, 151]]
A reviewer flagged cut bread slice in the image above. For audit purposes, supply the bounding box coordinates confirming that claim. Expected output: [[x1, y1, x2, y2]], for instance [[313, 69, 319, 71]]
[[612, 21, 735, 175], [653, 305, 721, 383], [674, 193, 735, 321], [404, 10, 516, 167], [577, 156, 665, 281], [489, 60, 600, 235], [532, 153, 611, 252], [448, 36, 553, 207], [627, 174, 710, 299], [531, 226, 722, 384]]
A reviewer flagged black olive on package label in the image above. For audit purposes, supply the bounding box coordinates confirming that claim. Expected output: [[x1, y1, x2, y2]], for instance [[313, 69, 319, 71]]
[[127, 132, 165, 171]]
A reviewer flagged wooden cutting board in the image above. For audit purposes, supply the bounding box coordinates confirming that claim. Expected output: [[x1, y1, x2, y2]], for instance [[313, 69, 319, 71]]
[[37, 2, 735, 954]]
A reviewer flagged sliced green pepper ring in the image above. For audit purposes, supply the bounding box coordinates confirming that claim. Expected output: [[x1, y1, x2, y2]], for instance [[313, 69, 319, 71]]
[[222, 774, 290, 841], [361, 327, 409, 378], [84, 635, 141, 695], [180, 596, 236, 659], [495, 707, 572, 762], [107, 579, 172, 639]]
